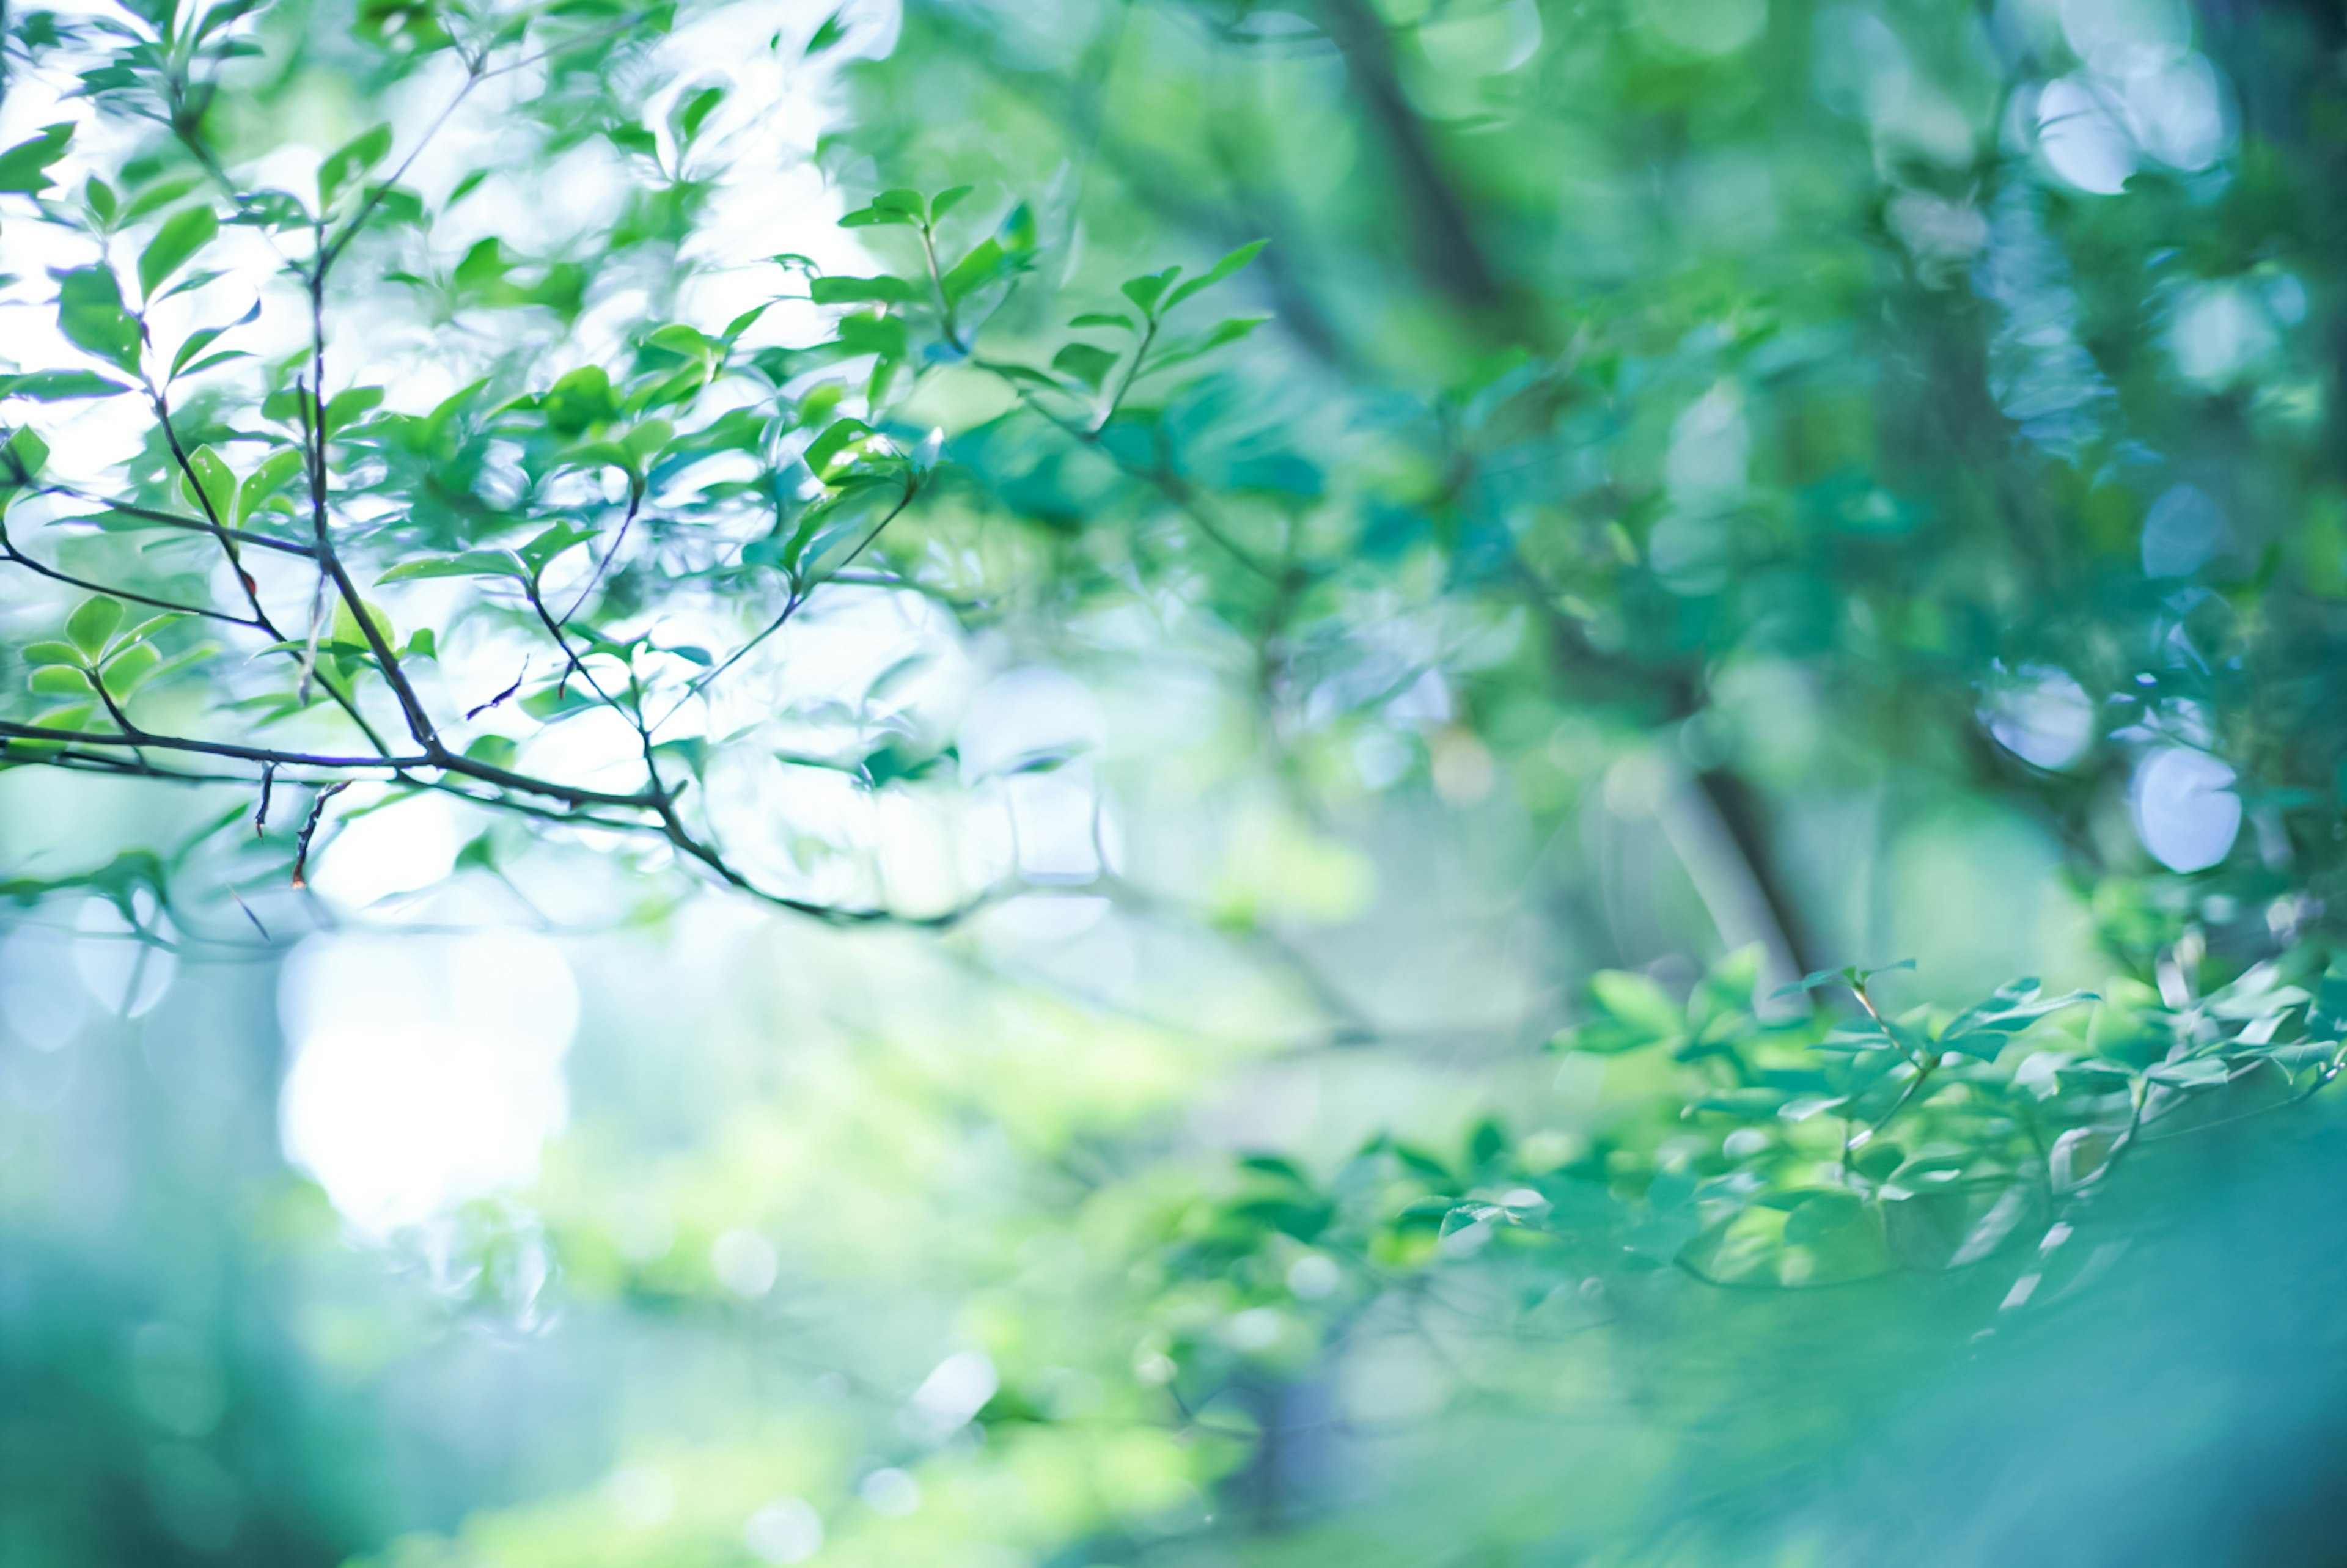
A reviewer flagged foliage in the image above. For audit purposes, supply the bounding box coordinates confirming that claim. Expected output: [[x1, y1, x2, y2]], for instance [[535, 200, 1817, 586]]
[[7, 0, 2347, 1562], [0, 0, 1277, 927]]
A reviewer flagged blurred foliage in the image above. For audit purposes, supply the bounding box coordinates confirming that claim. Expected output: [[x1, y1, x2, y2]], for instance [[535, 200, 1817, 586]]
[[8, 0, 2347, 1562]]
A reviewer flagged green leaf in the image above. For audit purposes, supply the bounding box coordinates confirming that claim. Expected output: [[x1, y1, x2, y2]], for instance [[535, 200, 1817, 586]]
[[21, 641, 83, 666], [804, 6, 848, 54], [839, 205, 919, 229], [1780, 1190, 1872, 1250], [193, 0, 268, 40], [119, 174, 205, 225], [1772, 959, 1915, 1000], [1051, 342, 1121, 392], [101, 642, 161, 693], [672, 84, 725, 147], [369, 186, 428, 229], [541, 366, 617, 434], [452, 236, 512, 295], [2148, 1057, 2231, 1088], [941, 237, 1020, 306], [66, 597, 124, 656], [1938, 980, 2097, 1060], [930, 185, 975, 222], [1201, 314, 1270, 350], [1120, 266, 1182, 315], [167, 298, 261, 381], [325, 386, 385, 434], [137, 205, 220, 299], [169, 328, 232, 379], [0, 123, 73, 196], [0, 370, 133, 400], [645, 323, 717, 362], [109, 614, 182, 650], [1559, 970, 1688, 1053], [376, 549, 527, 582], [622, 419, 674, 464], [770, 487, 870, 575], [996, 202, 1037, 257], [840, 188, 927, 229], [176, 351, 250, 378], [801, 417, 893, 483], [329, 596, 397, 653], [719, 303, 770, 342], [1068, 311, 1137, 332], [833, 311, 909, 362], [318, 124, 392, 208], [1163, 238, 1267, 312], [518, 522, 596, 572], [321, 380, 380, 429], [1137, 316, 1274, 378], [136, 643, 215, 691], [2207, 974, 2312, 1022], [177, 445, 235, 522], [237, 448, 307, 525], [564, 438, 638, 480], [2, 428, 50, 488], [519, 681, 600, 721], [810, 274, 919, 306], [531, 267, 587, 318], [465, 735, 518, 769], [12, 704, 97, 747], [156, 274, 227, 308], [1596, 969, 1684, 1029], [1692, 945, 1765, 1030], [28, 664, 92, 696], [55, 266, 142, 372]]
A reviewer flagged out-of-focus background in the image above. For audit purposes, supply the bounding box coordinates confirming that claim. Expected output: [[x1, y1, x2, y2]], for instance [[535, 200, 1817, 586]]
[[8, 0, 2347, 1561]]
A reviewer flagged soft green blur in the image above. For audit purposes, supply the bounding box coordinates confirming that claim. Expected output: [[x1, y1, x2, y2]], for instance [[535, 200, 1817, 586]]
[[6, 0, 2347, 1564]]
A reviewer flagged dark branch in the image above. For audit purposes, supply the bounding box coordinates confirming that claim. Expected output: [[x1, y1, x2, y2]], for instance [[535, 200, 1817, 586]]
[[0, 719, 428, 771]]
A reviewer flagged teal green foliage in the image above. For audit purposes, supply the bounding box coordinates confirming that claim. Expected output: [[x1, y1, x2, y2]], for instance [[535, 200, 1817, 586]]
[[7, 0, 2347, 1562]]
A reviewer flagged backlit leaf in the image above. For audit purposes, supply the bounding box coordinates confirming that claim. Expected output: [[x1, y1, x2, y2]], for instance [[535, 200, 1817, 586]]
[[0, 123, 73, 195], [137, 205, 219, 299], [66, 596, 124, 656]]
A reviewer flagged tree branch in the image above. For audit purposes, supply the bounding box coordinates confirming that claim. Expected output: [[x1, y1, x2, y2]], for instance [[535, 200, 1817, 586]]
[[670, 476, 920, 718], [0, 531, 266, 629], [36, 485, 319, 557], [0, 719, 426, 771], [1313, 0, 1510, 321]]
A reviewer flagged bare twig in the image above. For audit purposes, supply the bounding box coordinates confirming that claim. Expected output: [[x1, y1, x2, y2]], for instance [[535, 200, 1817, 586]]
[[559, 490, 642, 624], [289, 781, 350, 888], [466, 662, 529, 720], [227, 885, 271, 940], [669, 475, 920, 720]]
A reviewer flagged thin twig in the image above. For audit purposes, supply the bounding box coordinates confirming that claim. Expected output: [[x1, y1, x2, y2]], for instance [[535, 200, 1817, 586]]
[[0, 719, 427, 771], [289, 781, 349, 888], [227, 885, 271, 940], [559, 490, 642, 623], [466, 661, 528, 720], [974, 357, 1281, 582], [670, 477, 920, 719], [146, 382, 280, 634], [35, 485, 318, 556], [0, 527, 265, 629]]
